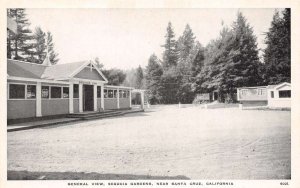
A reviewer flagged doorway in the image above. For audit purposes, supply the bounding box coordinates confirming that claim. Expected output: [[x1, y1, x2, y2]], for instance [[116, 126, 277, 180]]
[[83, 85, 94, 111]]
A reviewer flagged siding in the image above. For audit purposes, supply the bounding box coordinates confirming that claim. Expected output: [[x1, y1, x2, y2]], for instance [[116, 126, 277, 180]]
[[73, 99, 79, 113], [74, 67, 105, 81], [104, 98, 117, 109], [97, 98, 102, 110], [7, 100, 36, 119], [120, 98, 130, 109], [241, 101, 268, 107], [238, 88, 267, 101], [42, 99, 69, 116]]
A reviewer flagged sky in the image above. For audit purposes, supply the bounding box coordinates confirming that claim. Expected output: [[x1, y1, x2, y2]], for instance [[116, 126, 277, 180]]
[[26, 8, 277, 69]]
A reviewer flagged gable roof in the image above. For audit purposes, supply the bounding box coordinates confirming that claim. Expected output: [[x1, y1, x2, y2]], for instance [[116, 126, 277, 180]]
[[7, 59, 108, 82], [8, 59, 47, 79]]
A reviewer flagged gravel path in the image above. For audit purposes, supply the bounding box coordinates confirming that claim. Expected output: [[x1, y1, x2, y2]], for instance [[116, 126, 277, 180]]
[[7, 106, 291, 179]]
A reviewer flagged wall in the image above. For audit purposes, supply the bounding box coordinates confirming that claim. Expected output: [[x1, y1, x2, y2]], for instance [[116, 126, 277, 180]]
[[7, 100, 36, 119], [241, 101, 268, 107], [104, 98, 117, 109], [74, 67, 105, 81], [42, 99, 69, 116], [73, 99, 79, 113], [97, 98, 102, 110], [120, 98, 130, 109], [268, 99, 291, 108], [238, 88, 267, 101]]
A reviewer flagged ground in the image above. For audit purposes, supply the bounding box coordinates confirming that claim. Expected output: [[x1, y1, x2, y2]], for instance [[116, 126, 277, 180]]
[[7, 105, 291, 180]]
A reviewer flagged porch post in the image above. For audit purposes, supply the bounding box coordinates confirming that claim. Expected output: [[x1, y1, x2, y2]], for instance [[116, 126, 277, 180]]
[[101, 84, 104, 110], [94, 84, 97, 111], [129, 90, 132, 108], [141, 91, 144, 109], [79, 83, 83, 112], [36, 82, 42, 117], [117, 88, 120, 109], [69, 83, 74, 113]]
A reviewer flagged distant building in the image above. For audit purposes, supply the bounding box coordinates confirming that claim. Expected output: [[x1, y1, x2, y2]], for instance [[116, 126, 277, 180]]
[[7, 58, 134, 120], [237, 82, 291, 108]]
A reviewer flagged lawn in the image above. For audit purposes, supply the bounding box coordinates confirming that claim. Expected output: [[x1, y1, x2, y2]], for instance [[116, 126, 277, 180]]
[[7, 106, 291, 180]]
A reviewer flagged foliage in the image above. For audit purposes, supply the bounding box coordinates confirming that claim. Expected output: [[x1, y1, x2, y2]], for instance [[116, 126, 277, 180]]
[[7, 9, 33, 60], [263, 8, 291, 84], [145, 54, 164, 104]]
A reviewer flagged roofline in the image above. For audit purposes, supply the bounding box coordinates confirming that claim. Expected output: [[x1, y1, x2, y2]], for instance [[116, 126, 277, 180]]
[[237, 86, 267, 89], [8, 58, 49, 66], [104, 85, 134, 90], [8, 76, 70, 84], [274, 82, 291, 90], [68, 60, 109, 82]]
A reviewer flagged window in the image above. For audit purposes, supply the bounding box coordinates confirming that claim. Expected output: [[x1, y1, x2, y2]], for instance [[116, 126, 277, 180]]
[[104, 89, 108, 98], [73, 84, 79, 98], [257, 89, 265, 95], [113, 90, 117, 98], [63, 87, 69, 98], [127, 91, 130, 98], [279, 90, 291, 98], [42, 86, 49, 99], [9, 84, 25, 99], [108, 90, 114, 98], [123, 90, 127, 98], [271, 91, 274, 98], [26, 85, 36, 99], [97, 86, 101, 98], [51, 86, 61, 98], [119, 90, 123, 98]]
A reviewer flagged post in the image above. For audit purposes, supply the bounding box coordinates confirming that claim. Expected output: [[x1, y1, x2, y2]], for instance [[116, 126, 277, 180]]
[[79, 83, 83, 112], [101, 84, 104, 110], [141, 91, 144, 109], [129, 90, 132, 108], [69, 83, 74, 113], [94, 84, 97, 111], [36, 82, 42, 117], [117, 88, 120, 109]]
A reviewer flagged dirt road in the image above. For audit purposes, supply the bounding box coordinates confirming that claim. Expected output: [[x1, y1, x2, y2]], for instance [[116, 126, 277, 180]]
[[7, 106, 291, 179]]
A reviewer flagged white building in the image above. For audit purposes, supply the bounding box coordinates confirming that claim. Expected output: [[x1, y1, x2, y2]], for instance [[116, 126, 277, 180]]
[[237, 82, 291, 108]]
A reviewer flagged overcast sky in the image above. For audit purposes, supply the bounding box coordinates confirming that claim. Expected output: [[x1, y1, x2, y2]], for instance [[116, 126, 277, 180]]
[[26, 8, 277, 69]]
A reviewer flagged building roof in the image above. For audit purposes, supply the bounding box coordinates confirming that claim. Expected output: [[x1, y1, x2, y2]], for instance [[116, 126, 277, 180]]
[[7, 59, 107, 82], [41, 61, 87, 80], [8, 59, 47, 79]]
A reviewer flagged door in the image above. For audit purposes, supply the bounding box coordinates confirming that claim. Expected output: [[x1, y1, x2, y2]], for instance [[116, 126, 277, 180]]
[[83, 85, 94, 111]]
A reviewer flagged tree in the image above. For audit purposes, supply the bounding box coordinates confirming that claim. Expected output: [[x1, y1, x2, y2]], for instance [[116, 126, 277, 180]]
[[177, 24, 196, 63], [161, 22, 178, 68], [7, 8, 33, 60], [145, 54, 164, 104], [32, 26, 46, 63], [222, 12, 261, 100], [135, 65, 144, 89], [102, 68, 126, 86], [47, 31, 59, 64], [263, 8, 291, 84], [94, 57, 104, 69]]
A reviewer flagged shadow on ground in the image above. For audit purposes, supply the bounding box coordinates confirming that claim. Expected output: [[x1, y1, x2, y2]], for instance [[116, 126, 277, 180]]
[[8, 170, 190, 180]]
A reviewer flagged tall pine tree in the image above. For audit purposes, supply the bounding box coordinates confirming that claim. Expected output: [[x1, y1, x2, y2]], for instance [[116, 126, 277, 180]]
[[135, 65, 144, 89], [161, 22, 178, 68], [32, 26, 46, 63], [7, 8, 33, 60], [263, 8, 291, 84], [47, 31, 59, 64], [145, 54, 164, 104]]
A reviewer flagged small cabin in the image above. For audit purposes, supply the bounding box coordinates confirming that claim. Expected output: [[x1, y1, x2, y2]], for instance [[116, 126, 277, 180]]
[[237, 82, 291, 108]]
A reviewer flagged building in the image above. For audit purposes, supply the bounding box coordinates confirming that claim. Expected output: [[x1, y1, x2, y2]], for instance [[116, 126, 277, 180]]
[[7, 58, 135, 120], [237, 82, 291, 108]]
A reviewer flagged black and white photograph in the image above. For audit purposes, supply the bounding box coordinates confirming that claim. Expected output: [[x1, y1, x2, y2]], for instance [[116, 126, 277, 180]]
[[1, 1, 300, 188]]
